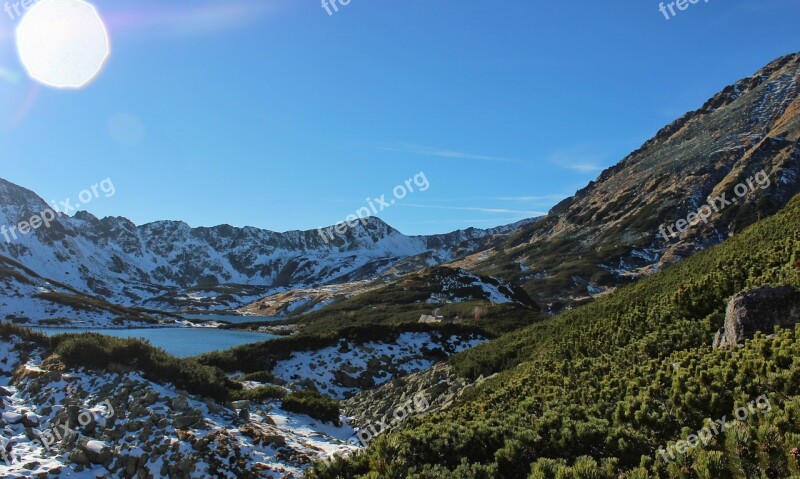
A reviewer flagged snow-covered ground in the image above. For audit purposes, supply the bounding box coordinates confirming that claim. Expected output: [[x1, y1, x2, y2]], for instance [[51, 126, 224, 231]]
[[273, 332, 487, 399], [0, 278, 145, 329], [0, 336, 359, 478], [426, 269, 520, 304]]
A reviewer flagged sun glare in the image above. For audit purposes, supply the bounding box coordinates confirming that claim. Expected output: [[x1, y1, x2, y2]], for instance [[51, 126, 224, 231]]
[[15, 0, 110, 89]]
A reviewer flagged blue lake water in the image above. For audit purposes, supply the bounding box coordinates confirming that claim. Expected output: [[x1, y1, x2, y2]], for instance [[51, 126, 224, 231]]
[[34, 327, 276, 357], [182, 313, 281, 324]]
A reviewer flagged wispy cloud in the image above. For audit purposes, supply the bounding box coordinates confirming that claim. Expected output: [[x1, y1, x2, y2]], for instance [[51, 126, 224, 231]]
[[549, 146, 607, 173], [400, 203, 546, 216], [402, 218, 527, 225], [487, 194, 569, 203], [378, 143, 524, 164], [410, 194, 568, 208]]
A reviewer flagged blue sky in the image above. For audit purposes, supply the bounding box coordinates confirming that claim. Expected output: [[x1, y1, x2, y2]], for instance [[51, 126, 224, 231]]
[[0, 0, 798, 235]]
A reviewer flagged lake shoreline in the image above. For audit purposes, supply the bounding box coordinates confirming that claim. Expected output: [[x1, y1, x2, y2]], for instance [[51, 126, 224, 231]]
[[31, 324, 280, 357]]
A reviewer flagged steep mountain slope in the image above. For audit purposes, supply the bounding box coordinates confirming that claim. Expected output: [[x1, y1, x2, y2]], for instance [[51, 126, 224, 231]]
[[0, 177, 535, 317], [0, 254, 181, 327], [457, 52, 800, 311], [308, 175, 800, 479]]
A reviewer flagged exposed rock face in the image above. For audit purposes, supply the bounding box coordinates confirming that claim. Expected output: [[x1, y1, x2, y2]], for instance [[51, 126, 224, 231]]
[[344, 362, 495, 432], [713, 286, 800, 348]]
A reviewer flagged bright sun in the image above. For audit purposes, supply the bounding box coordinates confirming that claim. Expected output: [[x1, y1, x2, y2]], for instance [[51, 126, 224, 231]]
[[16, 0, 110, 89]]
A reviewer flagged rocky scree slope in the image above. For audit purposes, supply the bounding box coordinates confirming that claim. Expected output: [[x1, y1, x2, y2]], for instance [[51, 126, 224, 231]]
[[0, 332, 359, 478]]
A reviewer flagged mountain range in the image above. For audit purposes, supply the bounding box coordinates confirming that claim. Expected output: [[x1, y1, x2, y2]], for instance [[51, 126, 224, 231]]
[[0, 178, 536, 323]]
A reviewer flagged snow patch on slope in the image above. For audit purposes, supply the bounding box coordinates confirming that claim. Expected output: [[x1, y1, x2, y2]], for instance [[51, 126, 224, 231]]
[[273, 332, 486, 399]]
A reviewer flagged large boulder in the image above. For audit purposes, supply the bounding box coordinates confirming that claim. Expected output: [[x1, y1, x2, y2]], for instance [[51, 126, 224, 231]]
[[333, 370, 361, 389], [714, 286, 800, 348]]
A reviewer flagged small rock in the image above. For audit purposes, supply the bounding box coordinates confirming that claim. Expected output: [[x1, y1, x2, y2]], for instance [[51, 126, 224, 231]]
[[172, 410, 203, 429], [204, 398, 223, 414], [260, 415, 276, 426], [69, 449, 90, 466], [143, 390, 159, 405], [171, 395, 189, 411]]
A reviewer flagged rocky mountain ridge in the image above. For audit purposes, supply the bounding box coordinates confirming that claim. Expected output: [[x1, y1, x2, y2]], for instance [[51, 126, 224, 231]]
[[0, 177, 537, 320], [461, 52, 800, 311]]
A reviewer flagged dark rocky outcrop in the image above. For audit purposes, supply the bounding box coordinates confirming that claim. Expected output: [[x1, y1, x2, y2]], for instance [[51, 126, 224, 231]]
[[713, 286, 800, 348], [344, 362, 496, 432]]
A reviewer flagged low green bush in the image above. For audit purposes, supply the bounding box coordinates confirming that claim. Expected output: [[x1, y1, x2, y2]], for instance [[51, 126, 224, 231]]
[[0, 322, 49, 344], [238, 370, 278, 383], [281, 390, 341, 426], [52, 333, 233, 401], [307, 192, 800, 477], [231, 385, 287, 402]]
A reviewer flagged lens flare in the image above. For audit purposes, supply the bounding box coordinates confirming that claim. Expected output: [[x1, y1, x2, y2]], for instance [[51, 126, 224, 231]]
[[16, 0, 110, 89]]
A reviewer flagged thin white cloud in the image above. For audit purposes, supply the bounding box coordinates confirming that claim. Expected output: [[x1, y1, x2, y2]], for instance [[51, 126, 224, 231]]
[[400, 203, 546, 216], [565, 163, 604, 173], [488, 194, 569, 203], [403, 218, 528, 225], [549, 146, 607, 173], [379, 143, 524, 164]]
